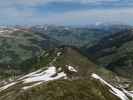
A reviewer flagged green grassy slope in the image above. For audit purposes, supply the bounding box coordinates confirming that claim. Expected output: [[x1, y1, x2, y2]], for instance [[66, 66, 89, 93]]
[[20, 46, 97, 77], [0, 29, 58, 79], [84, 29, 133, 78], [0, 79, 121, 100], [0, 46, 130, 100]]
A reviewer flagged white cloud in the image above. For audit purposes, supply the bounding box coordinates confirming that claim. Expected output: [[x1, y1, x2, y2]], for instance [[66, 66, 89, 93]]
[[17, 0, 129, 6], [0, 0, 127, 7], [0, 0, 133, 25], [28, 8, 133, 25], [81, 0, 119, 3], [1, 6, 133, 25]]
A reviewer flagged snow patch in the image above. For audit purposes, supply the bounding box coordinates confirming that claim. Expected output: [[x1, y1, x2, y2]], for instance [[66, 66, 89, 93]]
[[19, 69, 43, 80], [57, 52, 62, 56], [22, 82, 42, 90], [0, 82, 16, 91], [91, 73, 129, 100], [66, 65, 77, 72], [0, 66, 67, 92], [122, 89, 133, 99], [23, 66, 67, 83]]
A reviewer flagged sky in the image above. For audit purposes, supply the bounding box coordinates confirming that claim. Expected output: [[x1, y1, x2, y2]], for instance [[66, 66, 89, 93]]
[[1, 0, 133, 25]]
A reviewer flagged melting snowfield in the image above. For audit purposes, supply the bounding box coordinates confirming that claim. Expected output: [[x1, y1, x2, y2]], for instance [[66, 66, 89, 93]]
[[0, 66, 133, 100], [20, 66, 67, 90], [0, 82, 17, 91], [0, 66, 67, 91], [91, 73, 133, 100], [23, 66, 67, 83]]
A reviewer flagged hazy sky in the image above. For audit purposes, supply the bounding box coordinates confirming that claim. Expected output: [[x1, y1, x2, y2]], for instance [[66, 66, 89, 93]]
[[1, 0, 133, 25]]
